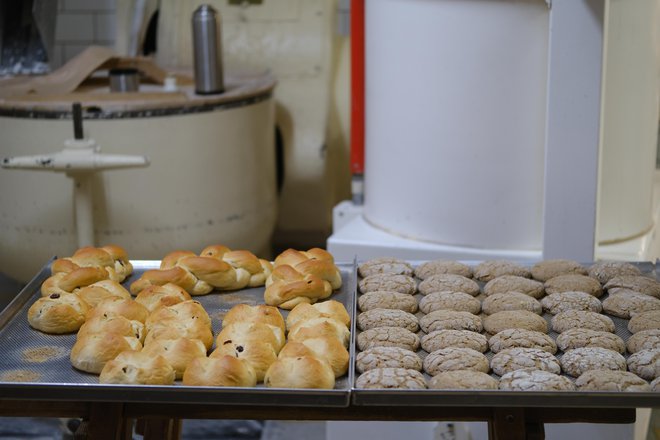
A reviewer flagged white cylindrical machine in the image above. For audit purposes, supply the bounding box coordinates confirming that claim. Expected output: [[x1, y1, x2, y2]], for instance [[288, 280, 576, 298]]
[[362, 0, 658, 252], [0, 73, 277, 282], [364, 0, 549, 250]]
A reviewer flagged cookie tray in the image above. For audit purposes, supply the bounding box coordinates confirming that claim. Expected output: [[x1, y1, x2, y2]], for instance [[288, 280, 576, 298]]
[[350, 260, 660, 408], [0, 259, 357, 407]]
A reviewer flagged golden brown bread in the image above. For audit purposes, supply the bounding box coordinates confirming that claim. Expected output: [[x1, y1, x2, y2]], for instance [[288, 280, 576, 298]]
[[143, 324, 214, 351], [142, 337, 208, 379], [216, 322, 285, 353], [86, 297, 149, 323], [264, 355, 335, 389], [129, 245, 273, 296], [70, 332, 142, 374], [264, 265, 333, 310], [278, 337, 349, 378], [183, 355, 257, 387], [27, 293, 90, 334], [99, 350, 175, 385], [76, 280, 131, 307], [222, 304, 285, 332], [41, 267, 109, 297], [51, 245, 133, 282], [211, 341, 277, 382], [264, 248, 342, 310], [134, 283, 192, 312], [288, 317, 351, 348], [285, 300, 350, 330], [77, 314, 145, 342], [145, 300, 212, 333]]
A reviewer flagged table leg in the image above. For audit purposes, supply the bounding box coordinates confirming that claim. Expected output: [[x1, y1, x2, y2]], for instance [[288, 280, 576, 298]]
[[489, 408, 528, 440], [141, 418, 181, 440], [86, 403, 126, 440]]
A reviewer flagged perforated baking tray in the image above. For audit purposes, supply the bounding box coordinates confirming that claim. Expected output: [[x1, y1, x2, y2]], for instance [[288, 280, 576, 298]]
[[0, 259, 357, 407], [350, 260, 660, 408]]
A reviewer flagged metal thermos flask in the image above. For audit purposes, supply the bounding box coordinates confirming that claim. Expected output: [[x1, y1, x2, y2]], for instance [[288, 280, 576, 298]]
[[192, 4, 224, 95]]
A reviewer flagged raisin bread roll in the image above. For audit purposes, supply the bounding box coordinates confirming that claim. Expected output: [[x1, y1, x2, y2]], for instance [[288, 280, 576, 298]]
[[278, 337, 349, 378], [75, 280, 131, 307], [222, 304, 285, 333], [134, 283, 192, 312], [142, 337, 208, 379], [70, 332, 142, 374], [145, 300, 212, 333], [86, 297, 149, 323], [287, 317, 351, 348], [51, 245, 133, 283], [183, 355, 257, 387], [211, 341, 277, 382], [77, 314, 145, 342], [27, 293, 90, 334], [99, 350, 175, 385], [41, 267, 109, 297], [216, 322, 286, 353], [264, 355, 335, 389]]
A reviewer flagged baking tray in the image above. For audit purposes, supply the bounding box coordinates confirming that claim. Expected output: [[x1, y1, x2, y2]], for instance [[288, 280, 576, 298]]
[[0, 259, 357, 407], [351, 260, 660, 408]]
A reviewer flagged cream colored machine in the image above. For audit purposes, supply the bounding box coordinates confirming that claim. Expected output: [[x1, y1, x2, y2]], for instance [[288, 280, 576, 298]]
[[0, 72, 277, 282]]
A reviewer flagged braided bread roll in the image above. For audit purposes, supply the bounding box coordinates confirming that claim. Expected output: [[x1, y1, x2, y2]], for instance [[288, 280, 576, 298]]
[[129, 245, 273, 296], [278, 337, 349, 378], [184, 355, 257, 387], [134, 283, 192, 312], [142, 337, 208, 379], [222, 304, 285, 333], [143, 300, 214, 350], [264, 248, 342, 310], [285, 300, 350, 330], [51, 245, 133, 282], [86, 297, 149, 323], [27, 293, 90, 334], [76, 280, 131, 307], [99, 350, 175, 385], [41, 267, 110, 297]]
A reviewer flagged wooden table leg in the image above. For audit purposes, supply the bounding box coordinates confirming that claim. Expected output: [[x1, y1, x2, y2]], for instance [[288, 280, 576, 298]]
[[86, 403, 127, 440], [489, 408, 528, 440], [141, 418, 181, 440]]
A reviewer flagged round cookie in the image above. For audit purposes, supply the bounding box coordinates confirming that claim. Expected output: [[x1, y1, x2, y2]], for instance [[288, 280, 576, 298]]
[[499, 369, 576, 391], [544, 274, 603, 297], [488, 328, 557, 354], [421, 330, 488, 353], [359, 258, 414, 278], [556, 328, 625, 354], [419, 310, 483, 334], [483, 310, 548, 335], [358, 308, 419, 333], [605, 275, 660, 299], [473, 261, 531, 282], [422, 347, 489, 376], [627, 349, 660, 380], [531, 259, 587, 282], [414, 260, 473, 280], [357, 327, 420, 352], [359, 274, 416, 295], [575, 370, 650, 392], [481, 292, 542, 315], [418, 291, 481, 315], [602, 291, 660, 318], [358, 291, 418, 313], [540, 291, 603, 315], [355, 367, 427, 389], [651, 376, 660, 391], [626, 329, 660, 353], [429, 370, 498, 390], [356, 346, 422, 373], [560, 347, 626, 377], [551, 310, 615, 333], [588, 261, 641, 284], [418, 274, 480, 297], [490, 347, 561, 376], [483, 275, 545, 299], [628, 310, 660, 334]]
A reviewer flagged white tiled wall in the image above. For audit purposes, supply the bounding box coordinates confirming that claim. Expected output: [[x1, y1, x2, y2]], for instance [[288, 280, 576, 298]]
[[52, 0, 117, 68]]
